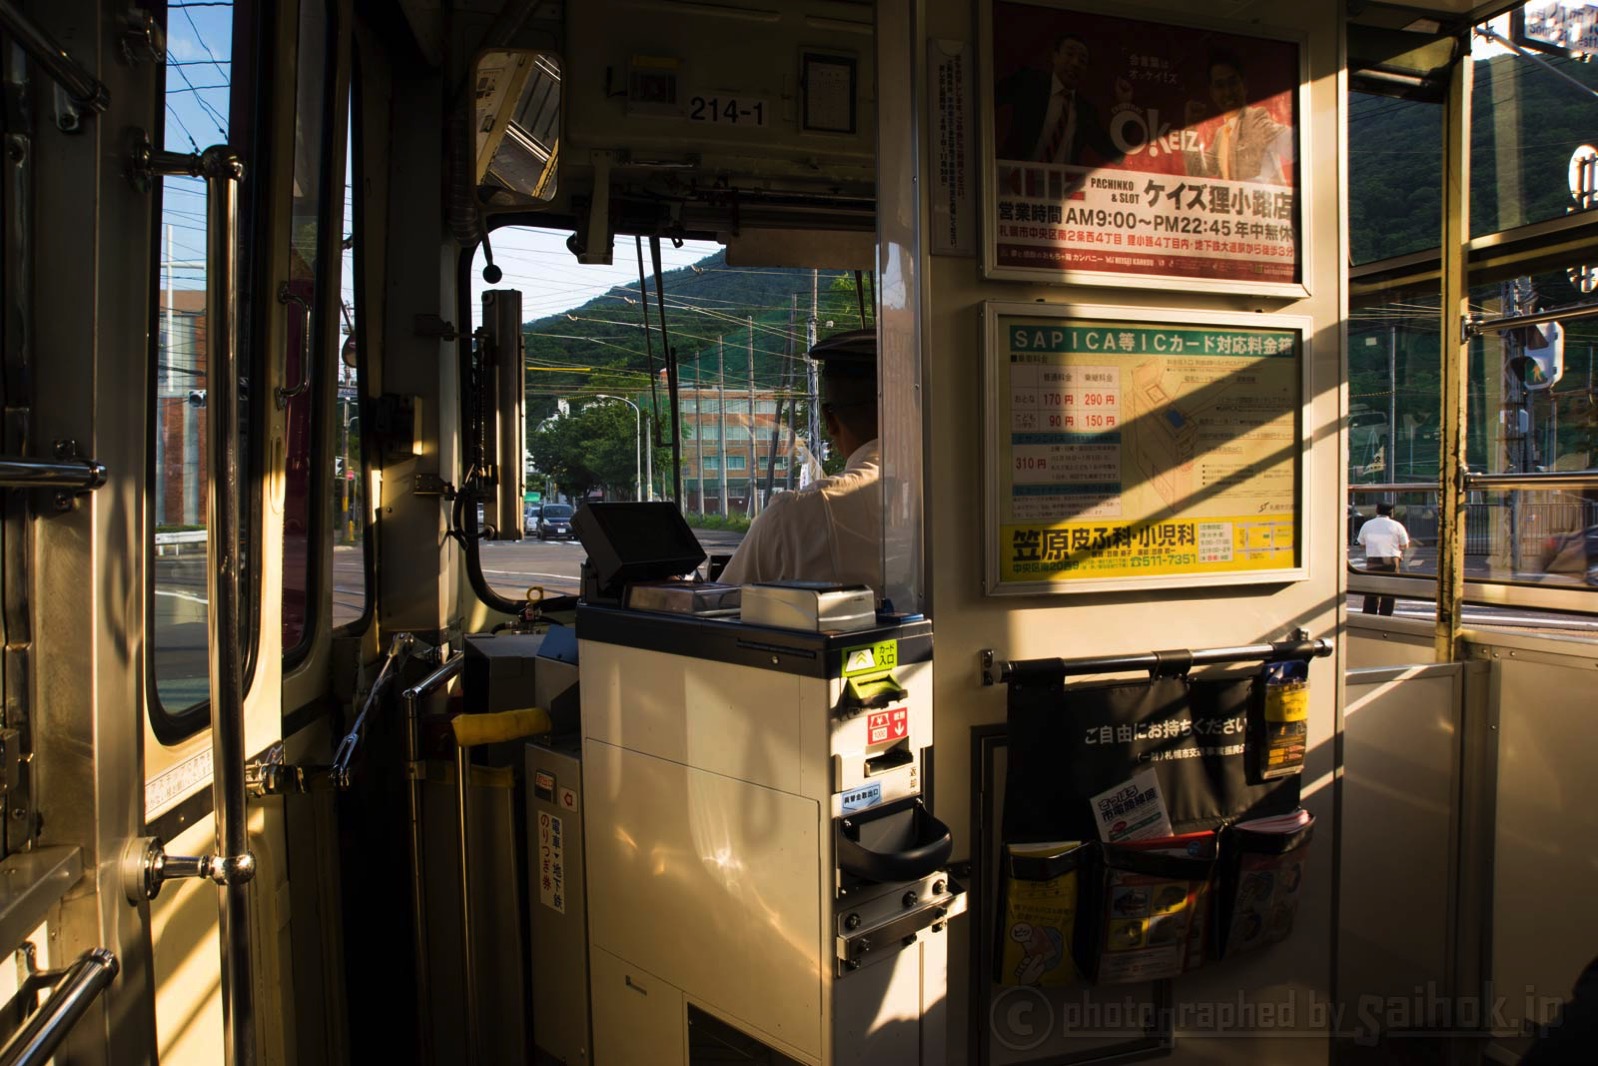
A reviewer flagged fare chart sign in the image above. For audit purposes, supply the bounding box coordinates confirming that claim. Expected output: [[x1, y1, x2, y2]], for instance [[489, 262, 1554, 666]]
[[984, 305, 1309, 595], [981, 1, 1305, 295]]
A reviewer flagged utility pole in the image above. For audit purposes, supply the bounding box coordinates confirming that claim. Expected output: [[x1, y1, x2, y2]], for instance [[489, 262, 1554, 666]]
[[786, 294, 798, 490], [1388, 325, 1398, 484], [807, 269, 820, 481], [156, 224, 170, 525], [176, 223, 204, 527], [765, 295, 794, 505], [718, 338, 729, 516], [747, 316, 758, 517], [644, 410, 653, 501], [693, 358, 704, 512]]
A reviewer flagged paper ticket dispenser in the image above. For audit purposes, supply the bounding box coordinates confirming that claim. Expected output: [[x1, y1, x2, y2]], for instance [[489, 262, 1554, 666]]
[[577, 605, 963, 1065]]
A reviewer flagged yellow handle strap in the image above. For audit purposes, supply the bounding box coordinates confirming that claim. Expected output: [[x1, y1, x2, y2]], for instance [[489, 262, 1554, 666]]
[[451, 707, 553, 748]]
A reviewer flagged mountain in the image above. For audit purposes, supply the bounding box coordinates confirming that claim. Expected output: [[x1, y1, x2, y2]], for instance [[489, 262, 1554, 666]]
[[521, 251, 866, 423], [1350, 53, 1598, 266]]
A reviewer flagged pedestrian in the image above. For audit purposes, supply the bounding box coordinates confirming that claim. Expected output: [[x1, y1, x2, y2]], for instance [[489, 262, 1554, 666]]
[[1356, 502, 1409, 616]]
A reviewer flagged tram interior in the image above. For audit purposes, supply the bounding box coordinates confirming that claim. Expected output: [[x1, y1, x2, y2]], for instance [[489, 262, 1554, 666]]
[[0, 0, 1592, 1064]]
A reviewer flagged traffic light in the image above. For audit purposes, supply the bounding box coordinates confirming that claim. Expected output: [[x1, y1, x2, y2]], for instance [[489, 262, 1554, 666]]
[[1506, 321, 1563, 391]]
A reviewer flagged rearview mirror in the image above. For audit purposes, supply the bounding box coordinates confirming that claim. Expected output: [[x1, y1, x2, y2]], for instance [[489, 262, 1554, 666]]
[[474, 49, 561, 205]]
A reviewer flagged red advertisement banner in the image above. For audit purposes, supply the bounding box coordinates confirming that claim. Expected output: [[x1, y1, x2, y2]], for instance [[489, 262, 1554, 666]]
[[988, 2, 1302, 289]]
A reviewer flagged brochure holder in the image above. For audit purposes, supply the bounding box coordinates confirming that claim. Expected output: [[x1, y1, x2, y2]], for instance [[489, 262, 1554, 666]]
[[979, 635, 1332, 997], [1214, 810, 1316, 958], [1002, 671, 1300, 844], [1075, 832, 1217, 985], [993, 841, 1089, 987]]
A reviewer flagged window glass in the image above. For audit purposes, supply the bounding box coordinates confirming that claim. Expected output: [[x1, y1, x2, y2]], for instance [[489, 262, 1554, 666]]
[[333, 98, 367, 630], [1348, 289, 1443, 487], [1471, 6, 1598, 236], [468, 231, 861, 599], [1347, 264, 1598, 596], [1465, 268, 1598, 478], [153, 0, 236, 713], [282, 0, 332, 654], [1349, 93, 1442, 265]]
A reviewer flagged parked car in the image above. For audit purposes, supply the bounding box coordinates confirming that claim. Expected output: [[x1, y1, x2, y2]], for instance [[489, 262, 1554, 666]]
[[536, 503, 575, 541], [525, 503, 541, 527]]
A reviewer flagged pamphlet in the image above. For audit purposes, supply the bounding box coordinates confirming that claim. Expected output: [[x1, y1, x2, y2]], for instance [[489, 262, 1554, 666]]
[[1089, 768, 1174, 844]]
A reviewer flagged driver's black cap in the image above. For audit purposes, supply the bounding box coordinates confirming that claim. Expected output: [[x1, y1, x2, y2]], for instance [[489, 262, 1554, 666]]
[[810, 329, 876, 377]]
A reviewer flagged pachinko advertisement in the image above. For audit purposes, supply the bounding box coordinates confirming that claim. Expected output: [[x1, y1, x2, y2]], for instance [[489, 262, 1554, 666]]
[[984, 1, 1303, 292]]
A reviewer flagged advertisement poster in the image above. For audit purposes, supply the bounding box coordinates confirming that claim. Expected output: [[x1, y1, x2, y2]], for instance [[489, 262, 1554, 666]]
[[982, 1, 1304, 293], [984, 305, 1307, 594], [930, 38, 976, 256]]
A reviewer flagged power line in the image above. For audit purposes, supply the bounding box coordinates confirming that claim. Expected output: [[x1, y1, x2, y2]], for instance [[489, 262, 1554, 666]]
[[164, 103, 201, 152], [181, 7, 233, 88], [168, 61, 229, 136]]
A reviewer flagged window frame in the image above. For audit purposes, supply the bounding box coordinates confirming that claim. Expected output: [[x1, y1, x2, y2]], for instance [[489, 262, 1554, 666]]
[[332, 48, 375, 641], [146, 0, 266, 743], [1344, 11, 1598, 621], [283, 0, 356, 666]]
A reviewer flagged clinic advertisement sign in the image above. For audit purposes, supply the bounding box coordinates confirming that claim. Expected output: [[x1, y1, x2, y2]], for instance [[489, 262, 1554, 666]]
[[983, 303, 1310, 595], [980, 1, 1306, 295]]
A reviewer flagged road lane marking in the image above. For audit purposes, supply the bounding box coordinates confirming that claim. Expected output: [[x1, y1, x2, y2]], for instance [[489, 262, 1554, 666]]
[[156, 588, 209, 606]]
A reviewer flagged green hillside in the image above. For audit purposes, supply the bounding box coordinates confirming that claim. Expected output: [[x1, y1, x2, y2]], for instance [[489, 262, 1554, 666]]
[[522, 251, 869, 425], [1350, 53, 1598, 265]]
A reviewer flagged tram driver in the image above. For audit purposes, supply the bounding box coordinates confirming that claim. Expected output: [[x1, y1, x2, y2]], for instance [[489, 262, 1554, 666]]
[[717, 330, 882, 594]]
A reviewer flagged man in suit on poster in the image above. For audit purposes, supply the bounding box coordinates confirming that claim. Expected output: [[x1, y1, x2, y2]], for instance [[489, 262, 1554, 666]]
[[995, 33, 1124, 166], [1183, 49, 1293, 185]]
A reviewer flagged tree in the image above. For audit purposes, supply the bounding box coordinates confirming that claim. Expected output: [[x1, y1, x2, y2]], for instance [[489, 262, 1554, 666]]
[[526, 401, 639, 500]]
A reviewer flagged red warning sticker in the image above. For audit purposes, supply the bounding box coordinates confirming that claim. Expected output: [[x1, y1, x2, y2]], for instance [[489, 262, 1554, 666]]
[[866, 707, 910, 746]]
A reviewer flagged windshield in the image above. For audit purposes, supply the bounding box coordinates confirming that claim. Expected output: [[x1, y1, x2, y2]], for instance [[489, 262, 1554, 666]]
[[544, 505, 573, 518]]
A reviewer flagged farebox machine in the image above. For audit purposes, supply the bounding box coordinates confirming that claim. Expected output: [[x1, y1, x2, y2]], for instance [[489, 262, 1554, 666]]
[[553, 503, 964, 1065]]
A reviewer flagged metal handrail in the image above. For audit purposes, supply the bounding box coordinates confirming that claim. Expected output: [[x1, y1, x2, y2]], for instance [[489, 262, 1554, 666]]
[[0, 457, 106, 490], [1350, 472, 1598, 494], [199, 145, 255, 1066], [127, 140, 257, 1066], [0, 949, 118, 1066], [1467, 299, 1598, 337], [981, 634, 1333, 686], [400, 652, 464, 1066], [1459, 471, 1598, 492], [0, 1, 108, 119], [274, 285, 312, 409]]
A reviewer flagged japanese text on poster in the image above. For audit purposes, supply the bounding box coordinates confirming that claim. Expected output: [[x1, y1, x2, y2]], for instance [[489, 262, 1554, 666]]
[[987, 2, 1301, 288], [931, 39, 976, 255], [997, 316, 1300, 585]]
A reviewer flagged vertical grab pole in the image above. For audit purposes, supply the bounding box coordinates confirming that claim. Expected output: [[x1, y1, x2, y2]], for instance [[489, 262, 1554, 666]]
[[456, 739, 479, 1066], [201, 145, 257, 1066], [1436, 47, 1472, 663]]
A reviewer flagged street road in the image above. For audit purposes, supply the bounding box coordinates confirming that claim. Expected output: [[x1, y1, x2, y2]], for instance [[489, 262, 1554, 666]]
[[153, 527, 751, 707]]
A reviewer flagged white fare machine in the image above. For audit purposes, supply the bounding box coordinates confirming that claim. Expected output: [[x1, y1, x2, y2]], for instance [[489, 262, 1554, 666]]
[[574, 605, 963, 1065]]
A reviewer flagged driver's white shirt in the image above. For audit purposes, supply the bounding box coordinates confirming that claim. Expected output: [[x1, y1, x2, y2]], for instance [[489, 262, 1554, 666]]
[[718, 439, 881, 593]]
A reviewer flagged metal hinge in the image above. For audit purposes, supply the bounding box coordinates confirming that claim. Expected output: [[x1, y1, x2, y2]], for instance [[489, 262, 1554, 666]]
[[413, 314, 459, 341]]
